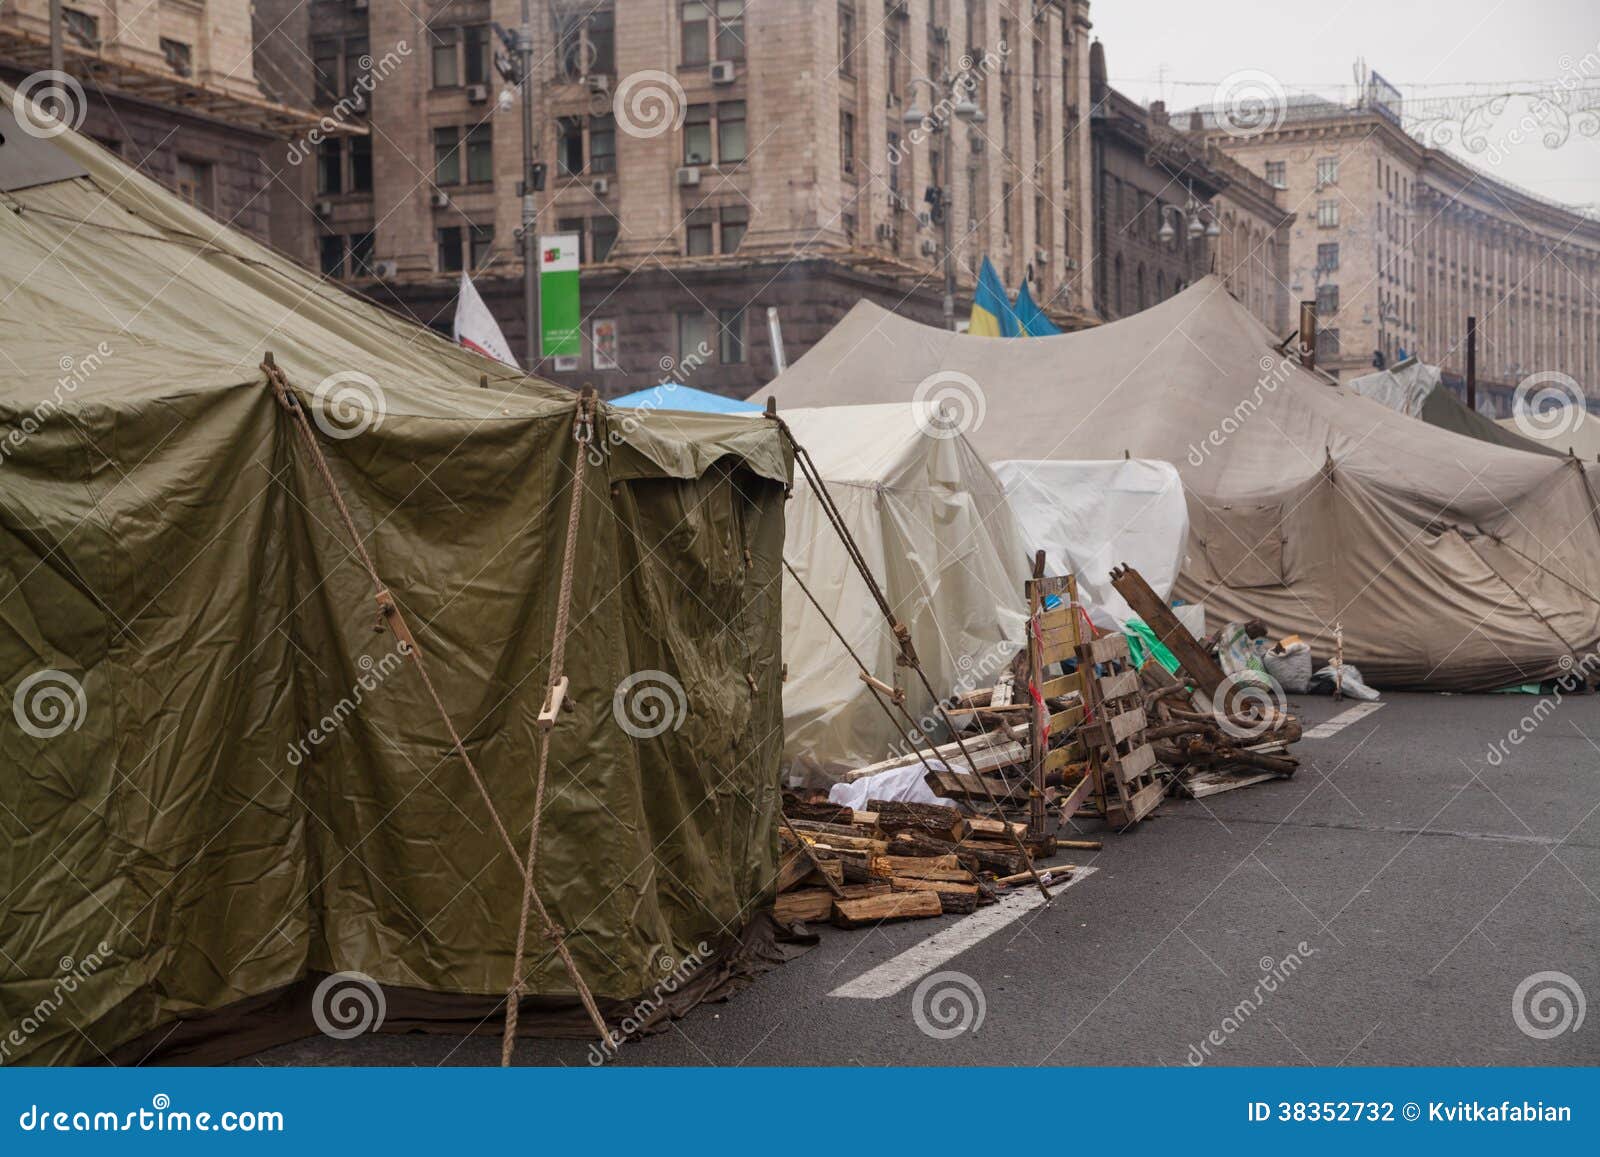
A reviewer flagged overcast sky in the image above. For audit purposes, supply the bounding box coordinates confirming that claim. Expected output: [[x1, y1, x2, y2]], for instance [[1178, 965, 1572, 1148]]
[[1091, 0, 1600, 210]]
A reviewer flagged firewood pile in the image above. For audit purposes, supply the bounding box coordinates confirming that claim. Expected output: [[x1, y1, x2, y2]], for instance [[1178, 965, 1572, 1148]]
[[771, 796, 1086, 929]]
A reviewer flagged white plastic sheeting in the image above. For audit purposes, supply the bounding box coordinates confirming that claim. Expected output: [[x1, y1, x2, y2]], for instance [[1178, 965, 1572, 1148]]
[[1346, 360, 1439, 417], [992, 459, 1189, 629], [782, 405, 1029, 782]]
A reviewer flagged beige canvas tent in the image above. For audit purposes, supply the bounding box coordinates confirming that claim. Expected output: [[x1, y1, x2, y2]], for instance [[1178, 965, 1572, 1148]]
[[760, 279, 1600, 690], [778, 405, 1028, 780]]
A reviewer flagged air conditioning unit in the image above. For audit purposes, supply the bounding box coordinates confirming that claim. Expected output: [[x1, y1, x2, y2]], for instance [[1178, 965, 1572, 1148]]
[[709, 60, 736, 85], [592, 176, 609, 196], [676, 166, 701, 187], [1065, 256, 1078, 271], [313, 199, 334, 217], [920, 238, 937, 256], [466, 84, 489, 104], [431, 190, 451, 208], [585, 74, 610, 96], [372, 259, 398, 280], [916, 210, 931, 227]]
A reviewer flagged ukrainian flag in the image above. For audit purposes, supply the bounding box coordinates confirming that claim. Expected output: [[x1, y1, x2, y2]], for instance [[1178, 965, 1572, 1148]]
[[1014, 279, 1062, 336], [968, 256, 1020, 337]]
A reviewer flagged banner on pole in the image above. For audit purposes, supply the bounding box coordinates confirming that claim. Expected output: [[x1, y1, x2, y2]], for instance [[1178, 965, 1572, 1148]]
[[539, 233, 581, 362]]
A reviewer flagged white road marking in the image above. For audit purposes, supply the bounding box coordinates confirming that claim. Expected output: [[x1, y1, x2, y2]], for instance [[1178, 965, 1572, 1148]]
[[827, 866, 1098, 999], [1303, 701, 1386, 738]]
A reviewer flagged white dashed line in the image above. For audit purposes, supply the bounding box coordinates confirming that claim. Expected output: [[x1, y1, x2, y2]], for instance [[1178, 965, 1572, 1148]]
[[827, 866, 1098, 999], [1303, 701, 1386, 738]]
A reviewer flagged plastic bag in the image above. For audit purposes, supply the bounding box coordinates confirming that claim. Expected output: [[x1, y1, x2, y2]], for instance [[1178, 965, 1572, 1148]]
[[1262, 642, 1313, 694]]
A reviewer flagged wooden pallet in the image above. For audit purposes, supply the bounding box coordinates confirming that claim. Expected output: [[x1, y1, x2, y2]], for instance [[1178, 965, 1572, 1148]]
[[1076, 630, 1165, 829], [1024, 556, 1092, 834]]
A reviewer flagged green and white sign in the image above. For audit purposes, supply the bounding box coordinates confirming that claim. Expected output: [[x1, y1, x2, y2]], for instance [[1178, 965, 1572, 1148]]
[[538, 233, 581, 361]]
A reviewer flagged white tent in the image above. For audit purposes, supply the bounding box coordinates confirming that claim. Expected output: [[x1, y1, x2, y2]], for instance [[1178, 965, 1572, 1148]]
[[780, 405, 1029, 780], [992, 459, 1189, 629]]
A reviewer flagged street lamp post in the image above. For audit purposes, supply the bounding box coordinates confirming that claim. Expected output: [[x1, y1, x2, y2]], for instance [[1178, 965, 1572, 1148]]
[[903, 73, 985, 332], [494, 3, 545, 372]]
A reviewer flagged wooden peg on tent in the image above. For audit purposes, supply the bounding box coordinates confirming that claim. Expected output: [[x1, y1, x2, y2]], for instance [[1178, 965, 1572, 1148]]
[[538, 676, 569, 730], [858, 670, 905, 705]]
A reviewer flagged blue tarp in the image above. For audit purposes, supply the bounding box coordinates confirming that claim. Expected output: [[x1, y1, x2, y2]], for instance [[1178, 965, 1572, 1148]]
[[608, 383, 761, 414]]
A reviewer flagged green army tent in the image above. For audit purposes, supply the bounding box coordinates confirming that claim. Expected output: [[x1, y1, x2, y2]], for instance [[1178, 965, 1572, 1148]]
[[0, 88, 790, 1064]]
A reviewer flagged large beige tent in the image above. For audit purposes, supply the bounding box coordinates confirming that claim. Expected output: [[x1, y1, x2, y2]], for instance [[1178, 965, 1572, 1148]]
[[778, 406, 1028, 780], [760, 279, 1600, 690]]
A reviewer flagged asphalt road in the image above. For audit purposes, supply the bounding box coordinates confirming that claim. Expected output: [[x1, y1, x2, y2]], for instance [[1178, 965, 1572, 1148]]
[[250, 690, 1600, 1067]]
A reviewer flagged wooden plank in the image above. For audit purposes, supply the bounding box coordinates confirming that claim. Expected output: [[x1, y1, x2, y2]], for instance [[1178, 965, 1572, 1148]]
[[1055, 771, 1099, 819], [1047, 703, 1085, 732], [1181, 768, 1291, 798], [1116, 742, 1157, 779], [925, 768, 1025, 802], [831, 890, 943, 928], [1038, 672, 1082, 699], [1042, 744, 1087, 774], [1109, 564, 1227, 696], [1106, 778, 1167, 827], [891, 876, 980, 898], [1083, 633, 1131, 664], [841, 723, 1029, 782], [1090, 706, 1147, 746], [1026, 574, 1076, 601], [879, 853, 961, 873], [1040, 621, 1080, 653], [1098, 668, 1140, 701], [1036, 604, 1075, 634]]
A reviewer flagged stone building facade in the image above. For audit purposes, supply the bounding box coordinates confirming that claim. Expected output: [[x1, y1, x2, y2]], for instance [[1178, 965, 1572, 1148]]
[[0, 0, 326, 241], [254, 0, 1101, 398], [1202, 94, 1600, 401], [1088, 41, 1292, 331]]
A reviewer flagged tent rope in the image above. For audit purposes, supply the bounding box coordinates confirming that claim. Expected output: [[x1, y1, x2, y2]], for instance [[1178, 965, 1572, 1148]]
[[774, 418, 1052, 900], [259, 356, 609, 1057], [502, 388, 612, 1064]]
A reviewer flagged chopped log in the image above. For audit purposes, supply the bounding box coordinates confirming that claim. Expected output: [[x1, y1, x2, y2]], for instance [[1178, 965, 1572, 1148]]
[[1056, 838, 1103, 851], [966, 816, 1028, 839], [888, 831, 1028, 876], [994, 867, 1075, 888], [883, 861, 976, 883], [891, 876, 980, 898], [772, 883, 889, 923], [776, 849, 813, 894], [881, 853, 961, 873], [787, 817, 878, 840], [831, 890, 943, 928], [934, 891, 979, 915], [784, 800, 856, 825], [868, 799, 968, 842], [799, 859, 844, 889]]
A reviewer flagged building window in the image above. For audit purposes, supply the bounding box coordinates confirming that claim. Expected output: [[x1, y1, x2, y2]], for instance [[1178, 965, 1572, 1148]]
[[430, 26, 489, 88], [678, 311, 712, 362], [1316, 199, 1339, 228], [888, 131, 900, 194], [685, 210, 714, 256], [590, 115, 617, 174], [886, 26, 901, 101], [592, 215, 619, 262], [1316, 156, 1339, 186], [434, 127, 462, 185], [1316, 283, 1339, 316], [465, 124, 493, 183], [558, 217, 588, 263], [682, 3, 710, 67], [559, 7, 615, 77], [320, 235, 346, 277], [715, 1, 746, 60], [345, 37, 370, 98], [1317, 327, 1340, 360], [1317, 242, 1340, 271], [684, 104, 712, 164], [558, 117, 585, 175], [350, 136, 373, 193], [62, 7, 99, 49], [317, 139, 343, 195], [174, 159, 213, 211], [718, 101, 747, 164], [470, 224, 494, 270], [838, 5, 855, 75], [313, 38, 340, 105], [719, 306, 746, 364], [350, 231, 376, 278], [840, 110, 855, 175], [161, 38, 193, 78], [438, 226, 464, 273], [720, 204, 748, 253], [1264, 160, 1286, 189]]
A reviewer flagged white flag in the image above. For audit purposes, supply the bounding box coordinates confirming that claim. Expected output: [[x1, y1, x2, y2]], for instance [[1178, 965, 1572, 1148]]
[[452, 273, 518, 368]]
